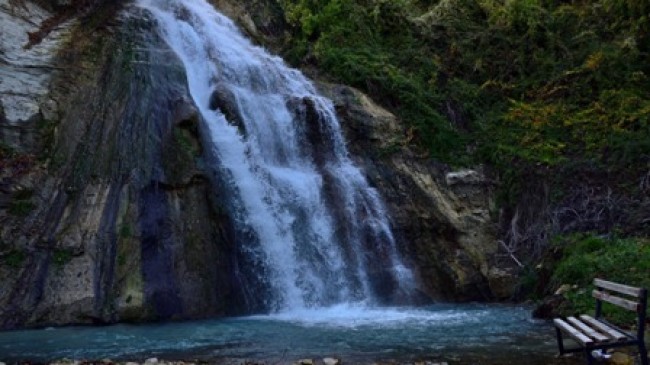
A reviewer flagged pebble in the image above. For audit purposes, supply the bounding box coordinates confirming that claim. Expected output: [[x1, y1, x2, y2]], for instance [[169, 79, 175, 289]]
[[296, 359, 313, 365], [145, 358, 159, 364], [323, 358, 340, 365], [125, 362, 140, 365], [554, 284, 571, 295]]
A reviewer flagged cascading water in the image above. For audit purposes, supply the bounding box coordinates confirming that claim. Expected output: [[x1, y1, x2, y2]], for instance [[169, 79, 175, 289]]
[[138, 0, 415, 311]]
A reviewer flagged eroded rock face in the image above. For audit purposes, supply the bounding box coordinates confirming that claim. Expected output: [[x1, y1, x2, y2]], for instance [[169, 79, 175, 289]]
[[0, 0, 73, 153], [0, 5, 244, 329], [319, 83, 512, 301]]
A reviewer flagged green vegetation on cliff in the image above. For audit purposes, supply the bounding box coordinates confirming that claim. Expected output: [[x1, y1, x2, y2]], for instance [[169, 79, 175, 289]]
[[278, 0, 649, 263], [280, 0, 648, 166]]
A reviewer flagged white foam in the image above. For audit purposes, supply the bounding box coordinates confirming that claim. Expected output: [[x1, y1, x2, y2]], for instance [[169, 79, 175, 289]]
[[248, 304, 479, 329]]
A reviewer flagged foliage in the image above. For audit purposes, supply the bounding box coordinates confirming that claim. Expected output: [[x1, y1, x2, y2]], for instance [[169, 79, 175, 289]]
[[279, 0, 650, 169], [280, 0, 463, 161], [2, 250, 27, 268], [0, 143, 15, 160], [550, 234, 649, 325], [8, 190, 35, 217], [120, 223, 133, 239], [52, 249, 73, 268]]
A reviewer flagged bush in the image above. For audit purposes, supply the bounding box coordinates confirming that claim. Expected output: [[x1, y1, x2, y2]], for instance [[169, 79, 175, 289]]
[[550, 234, 649, 325], [2, 250, 27, 268]]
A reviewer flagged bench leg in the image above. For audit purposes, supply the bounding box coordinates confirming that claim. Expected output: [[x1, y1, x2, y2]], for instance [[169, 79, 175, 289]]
[[555, 326, 565, 355], [639, 342, 649, 365], [585, 348, 594, 365]]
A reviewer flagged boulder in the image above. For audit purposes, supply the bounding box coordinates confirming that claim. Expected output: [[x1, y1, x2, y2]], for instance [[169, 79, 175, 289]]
[[532, 294, 572, 319], [487, 267, 518, 300]]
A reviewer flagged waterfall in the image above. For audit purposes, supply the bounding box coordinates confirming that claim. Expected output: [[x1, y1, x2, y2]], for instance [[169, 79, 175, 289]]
[[138, 0, 415, 311]]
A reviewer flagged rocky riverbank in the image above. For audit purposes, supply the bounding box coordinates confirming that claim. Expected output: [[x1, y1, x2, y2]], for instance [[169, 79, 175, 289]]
[[0, 354, 587, 365]]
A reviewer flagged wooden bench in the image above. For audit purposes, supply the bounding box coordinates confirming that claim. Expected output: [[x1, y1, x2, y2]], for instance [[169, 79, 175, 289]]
[[553, 279, 648, 365]]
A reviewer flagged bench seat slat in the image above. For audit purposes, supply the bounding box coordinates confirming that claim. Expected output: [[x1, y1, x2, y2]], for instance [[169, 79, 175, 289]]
[[579, 315, 628, 341], [554, 318, 593, 346], [566, 317, 610, 342], [592, 290, 640, 312], [594, 279, 644, 298]]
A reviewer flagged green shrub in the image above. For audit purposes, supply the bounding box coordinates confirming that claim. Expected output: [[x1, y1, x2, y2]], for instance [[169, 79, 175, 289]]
[[280, 0, 649, 172], [120, 223, 133, 239], [8, 189, 35, 217], [8, 200, 35, 217], [3, 250, 27, 268], [551, 234, 649, 325], [52, 249, 73, 268]]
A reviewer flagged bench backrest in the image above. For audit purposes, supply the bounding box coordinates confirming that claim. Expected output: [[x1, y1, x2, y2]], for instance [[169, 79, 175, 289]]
[[592, 278, 647, 339]]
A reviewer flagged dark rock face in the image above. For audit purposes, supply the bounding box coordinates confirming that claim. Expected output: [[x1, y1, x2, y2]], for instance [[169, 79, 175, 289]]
[[139, 183, 183, 319], [0, 4, 244, 329], [208, 84, 247, 136]]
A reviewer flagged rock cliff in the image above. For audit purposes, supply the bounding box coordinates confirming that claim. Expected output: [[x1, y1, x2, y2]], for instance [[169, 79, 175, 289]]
[[318, 84, 513, 301], [1, 1, 248, 328], [0, 0, 514, 329]]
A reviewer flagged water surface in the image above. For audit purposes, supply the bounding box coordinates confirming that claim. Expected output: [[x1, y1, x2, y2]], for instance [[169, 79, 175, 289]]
[[0, 304, 566, 364]]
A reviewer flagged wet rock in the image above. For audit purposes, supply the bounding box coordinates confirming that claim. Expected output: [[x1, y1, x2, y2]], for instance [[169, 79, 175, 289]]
[[532, 294, 572, 319], [173, 97, 199, 127], [487, 267, 517, 300], [145, 358, 159, 364], [296, 359, 313, 365], [209, 84, 247, 135]]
